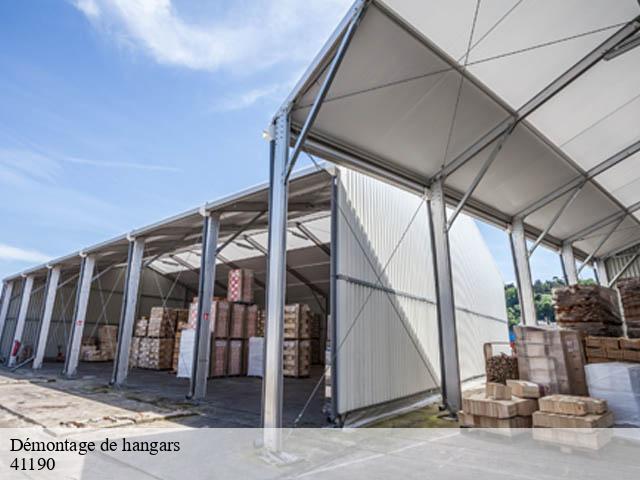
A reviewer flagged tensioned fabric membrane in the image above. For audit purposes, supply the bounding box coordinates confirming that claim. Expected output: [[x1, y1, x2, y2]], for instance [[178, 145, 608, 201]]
[[285, 0, 640, 261]]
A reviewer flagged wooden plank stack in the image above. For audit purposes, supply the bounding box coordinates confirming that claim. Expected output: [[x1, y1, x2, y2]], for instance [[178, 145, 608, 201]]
[[617, 277, 640, 338], [132, 307, 188, 370], [584, 336, 640, 363], [514, 326, 588, 395], [533, 394, 613, 428], [80, 325, 119, 362], [553, 285, 623, 337], [459, 382, 539, 428]]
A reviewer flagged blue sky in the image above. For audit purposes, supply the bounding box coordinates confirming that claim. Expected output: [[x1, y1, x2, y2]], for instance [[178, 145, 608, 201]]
[[0, 0, 592, 284]]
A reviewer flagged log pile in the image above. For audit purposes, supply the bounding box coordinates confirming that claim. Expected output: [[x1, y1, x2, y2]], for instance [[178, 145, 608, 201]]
[[485, 353, 519, 384], [552, 285, 622, 337], [584, 336, 640, 363], [617, 278, 640, 338]]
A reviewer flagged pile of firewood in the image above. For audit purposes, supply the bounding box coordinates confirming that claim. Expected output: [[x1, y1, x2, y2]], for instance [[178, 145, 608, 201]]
[[617, 278, 640, 338], [485, 353, 519, 384]]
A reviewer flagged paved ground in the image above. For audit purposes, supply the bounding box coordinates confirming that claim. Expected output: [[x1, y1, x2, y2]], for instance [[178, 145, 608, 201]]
[[0, 362, 328, 428]]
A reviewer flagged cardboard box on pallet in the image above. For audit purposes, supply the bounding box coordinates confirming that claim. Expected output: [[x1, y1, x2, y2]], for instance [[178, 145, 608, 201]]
[[515, 326, 588, 395], [284, 304, 311, 340], [137, 338, 173, 370], [227, 269, 254, 304], [134, 318, 148, 337], [229, 303, 246, 339], [209, 338, 228, 377], [283, 339, 310, 377], [147, 307, 177, 338], [245, 305, 259, 338], [227, 339, 245, 376]]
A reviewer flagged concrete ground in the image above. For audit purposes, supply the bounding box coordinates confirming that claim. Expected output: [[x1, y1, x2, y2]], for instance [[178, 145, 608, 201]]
[[0, 361, 327, 428]]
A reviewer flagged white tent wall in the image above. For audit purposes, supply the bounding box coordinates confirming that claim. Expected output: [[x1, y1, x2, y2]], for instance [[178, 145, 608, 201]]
[[605, 244, 640, 282], [0, 280, 24, 359], [334, 167, 508, 417]]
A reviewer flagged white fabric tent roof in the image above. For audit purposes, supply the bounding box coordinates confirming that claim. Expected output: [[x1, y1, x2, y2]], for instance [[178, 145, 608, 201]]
[[284, 0, 640, 260]]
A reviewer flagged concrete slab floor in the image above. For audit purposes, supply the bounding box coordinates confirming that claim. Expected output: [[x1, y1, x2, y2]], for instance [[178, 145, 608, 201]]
[[0, 362, 328, 429]]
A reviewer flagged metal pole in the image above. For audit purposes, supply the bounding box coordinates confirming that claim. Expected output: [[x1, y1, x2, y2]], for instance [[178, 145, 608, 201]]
[[111, 237, 145, 385], [7, 275, 35, 367], [0, 281, 14, 353], [510, 218, 537, 325], [561, 242, 579, 285], [329, 172, 339, 423], [263, 112, 290, 450], [595, 258, 610, 286], [188, 212, 220, 400], [63, 255, 96, 377], [33, 266, 61, 369], [428, 179, 462, 415]]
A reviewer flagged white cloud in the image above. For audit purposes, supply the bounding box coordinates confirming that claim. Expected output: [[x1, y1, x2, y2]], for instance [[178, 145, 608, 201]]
[[72, 0, 352, 74], [0, 244, 51, 263]]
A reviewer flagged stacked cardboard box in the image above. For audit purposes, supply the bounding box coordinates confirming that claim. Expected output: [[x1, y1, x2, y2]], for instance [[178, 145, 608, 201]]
[[283, 304, 312, 377], [553, 285, 623, 337], [515, 326, 588, 395], [459, 382, 539, 428], [130, 337, 141, 368], [227, 269, 254, 304], [584, 336, 640, 363], [309, 313, 325, 365], [617, 278, 640, 338], [284, 304, 311, 339], [80, 325, 119, 362], [210, 338, 228, 377], [137, 338, 174, 370], [532, 394, 613, 428], [147, 307, 177, 337]]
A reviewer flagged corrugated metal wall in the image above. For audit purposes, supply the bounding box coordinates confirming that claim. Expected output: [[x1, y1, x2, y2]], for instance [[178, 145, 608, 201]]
[[335, 168, 508, 415], [606, 244, 640, 281]]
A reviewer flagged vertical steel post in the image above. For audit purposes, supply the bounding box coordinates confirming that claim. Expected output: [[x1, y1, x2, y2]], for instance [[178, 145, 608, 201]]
[[8, 275, 35, 366], [33, 266, 61, 369], [510, 218, 537, 325], [595, 258, 609, 286], [561, 242, 579, 284], [262, 112, 290, 449], [329, 171, 339, 423], [63, 255, 96, 377], [428, 179, 462, 414], [0, 281, 14, 352], [111, 237, 145, 385], [189, 212, 220, 400]]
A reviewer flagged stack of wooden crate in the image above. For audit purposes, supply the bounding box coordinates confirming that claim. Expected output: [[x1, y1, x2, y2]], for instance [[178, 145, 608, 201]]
[[147, 307, 177, 337], [283, 304, 311, 377], [137, 338, 174, 370], [553, 285, 623, 337], [617, 278, 640, 338], [514, 326, 588, 395], [459, 382, 539, 428], [80, 325, 119, 362], [132, 307, 188, 370], [584, 336, 640, 363], [532, 395, 613, 428]]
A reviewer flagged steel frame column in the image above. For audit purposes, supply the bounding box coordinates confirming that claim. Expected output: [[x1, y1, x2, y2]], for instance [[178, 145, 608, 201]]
[[561, 243, 579, 285], [0, 281, 14, 352], [595, 258, 610, 286], [7, 275, 35, 366], [189, 212, 220, 400], [33, 266, 61, 369], [428, 179, 461, 415], [63, 254, 96, 377], [509, 218, 537, 325], [262, 112, 290, 449], [111, 237, 145, 385]]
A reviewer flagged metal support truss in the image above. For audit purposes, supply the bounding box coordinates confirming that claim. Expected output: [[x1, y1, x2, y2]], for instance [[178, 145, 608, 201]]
[[263, 112, 290, 451], [429, 178, 462, 414], [284, 1, 366, 180], [561, 243, 579, 285], [33, 266, 61, 369], [446, 124, 515, 230], [0, 281, 14, 352], [608, 251, 640, 287], [440, 17, 640, 179], [295, 222, 330, 256], [7, 275, 35, 367], [111, 237, 145, 386], [529, 185, 584, 256], [577, 217, 625, 275], [63, 254, 96, 378], [215, 210, 266, 255], [189, 212, 220, 400], [509, 218, 537, 325]]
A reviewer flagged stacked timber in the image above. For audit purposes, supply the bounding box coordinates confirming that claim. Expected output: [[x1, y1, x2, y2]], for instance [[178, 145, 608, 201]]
[[133, 307, 188, 370], [553, 285, 622, 337], [309, 313, 326, 366], [459, 382, 539, 428], [532, 395, 613, 428], [617, 278, 640, 338], [283, 304, 312, 377], [147, 307, 177, 337], [514, 326, 588, 395], [584, 336, 640, 363], [137, 338, 174, 370]]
